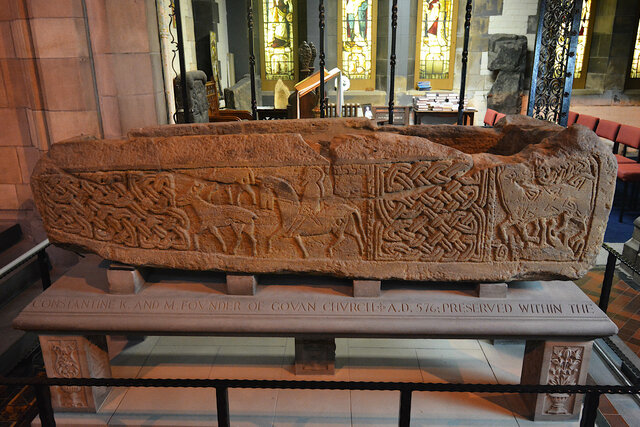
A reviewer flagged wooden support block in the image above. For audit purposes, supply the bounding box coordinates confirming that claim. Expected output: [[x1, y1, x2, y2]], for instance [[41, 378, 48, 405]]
[[39, 335, 112, 412], [520, 340, 593, 421], [226, 274, 257, 295], [106, 263, 146, 294], [353, 280, 381, 297], [294, 338, 336, 375], [476, 282, 508, 298]]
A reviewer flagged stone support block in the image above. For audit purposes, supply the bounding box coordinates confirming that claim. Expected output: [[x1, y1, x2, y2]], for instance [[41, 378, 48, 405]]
[[39, 335, 112, 412], [353, 280, 381, 297], [106, 263, 146, 294], [520, 340, 592, 421], [226, 274, 257, 295], [476, 282, 508, 298], [294, 338, 336, 375]]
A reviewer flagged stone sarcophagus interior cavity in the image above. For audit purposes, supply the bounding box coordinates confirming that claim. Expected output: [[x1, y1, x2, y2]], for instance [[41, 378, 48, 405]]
[[31, 116, 616, 281]]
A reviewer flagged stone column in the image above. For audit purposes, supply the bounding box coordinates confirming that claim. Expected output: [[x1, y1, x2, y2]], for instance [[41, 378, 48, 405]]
[[40, 335, 112, 412], [520, 340, 592, 421]]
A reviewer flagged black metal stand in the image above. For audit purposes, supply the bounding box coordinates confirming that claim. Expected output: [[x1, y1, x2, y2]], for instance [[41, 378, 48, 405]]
[[247, 0, 258, 119], [216, 386, 230, 427], [37, 251, 51, 290], [388, 0, 398, 125], [173, 0, 192, 124], [34, 384, 56, 427], [457, 0, 472, 125], [319, 0, 325, 118]]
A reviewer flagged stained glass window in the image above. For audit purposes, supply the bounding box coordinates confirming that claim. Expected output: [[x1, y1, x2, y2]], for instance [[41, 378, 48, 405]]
[[260, 0, 296, 88], [630, 20, 640, 79], [415, 0, 457, 89], [572, 0, 595, 89], [338, 0, 377, 90]]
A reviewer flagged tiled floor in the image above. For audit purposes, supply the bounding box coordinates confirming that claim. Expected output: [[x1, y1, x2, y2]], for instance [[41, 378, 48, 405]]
[[41, 336, 590, 427]]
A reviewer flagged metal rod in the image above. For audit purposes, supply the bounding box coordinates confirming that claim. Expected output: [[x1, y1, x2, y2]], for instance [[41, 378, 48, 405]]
[[457, 0, 472, 125], [319, 0, 325, 118], [247, 0, 258, 119], [599, 252, 616, 313], [34, 384, 56, 427], [37, 250, 52, 290], [216, 386, 230, 427], [173, 0, 192, 123], [579, 391, 599, 427], [0, 239, 49, 279], [398, 389, 412, 427], [388, 0, 398, 125]]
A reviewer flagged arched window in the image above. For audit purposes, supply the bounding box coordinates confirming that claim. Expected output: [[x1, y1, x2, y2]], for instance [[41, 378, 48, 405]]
[[414, 0, 458, 90], [338, 0, 377, 90], [573, 0, 595, 89], [259, 0, 297, 90], [627, 18, 640, 89]]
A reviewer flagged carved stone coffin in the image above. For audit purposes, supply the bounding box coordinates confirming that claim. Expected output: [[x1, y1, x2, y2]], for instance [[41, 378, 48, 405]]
[[31, 116, 616, 282]]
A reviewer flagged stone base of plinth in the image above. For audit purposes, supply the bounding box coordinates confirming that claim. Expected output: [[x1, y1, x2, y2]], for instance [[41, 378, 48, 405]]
[[226, 274, 257, 295], [106, 263, 147, 294], [520, 340, 593, 421], [39, 335, 112, 412], [294, 338, 336, 374]]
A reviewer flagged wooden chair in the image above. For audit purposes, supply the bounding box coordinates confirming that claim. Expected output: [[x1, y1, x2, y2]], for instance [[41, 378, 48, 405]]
[[567, 111, 579, 126], [613, 124, 640, 165], [206, 80, 253, 122], [483, 109, 498, 127], [575, 114, 599, 131]]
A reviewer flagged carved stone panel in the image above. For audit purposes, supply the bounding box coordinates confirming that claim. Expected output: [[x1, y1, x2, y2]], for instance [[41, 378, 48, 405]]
[[520, 340, 593, 421], [31, 116, 616, 282], [40, 335, 112, 412]]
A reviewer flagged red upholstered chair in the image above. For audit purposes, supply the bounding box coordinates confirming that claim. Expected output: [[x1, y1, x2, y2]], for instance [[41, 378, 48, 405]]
[[595, 119, 621, 160], [483, 109, 498, 127], [614, 124, 640, 165], [567, 111, 579, 126], [494, 112, 506, 124], [575, 114, 599, 131]]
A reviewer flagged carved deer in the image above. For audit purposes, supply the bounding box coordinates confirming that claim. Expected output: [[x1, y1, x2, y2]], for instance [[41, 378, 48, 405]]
[[177, 182, 257, 255]]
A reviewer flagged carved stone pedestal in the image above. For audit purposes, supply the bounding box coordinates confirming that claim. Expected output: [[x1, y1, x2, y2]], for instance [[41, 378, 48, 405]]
[[520, 340, 592, 421], [294, 338, 336, 374], [39, 335, 112, 412]]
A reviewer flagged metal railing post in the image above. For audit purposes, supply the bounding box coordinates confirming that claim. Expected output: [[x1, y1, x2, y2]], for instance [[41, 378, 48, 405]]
[[37, 250, 51, 290], [579, 391, 599, 427], [247, 0, 258, 119], [173, 0, 192, 123], [216, 386, 230, 427], [398, 388, 412, 427], [319, 0, 325, 118], [457, 0, 472, 125], [34, 384, 56, 426], [599, 252, 616, 313]]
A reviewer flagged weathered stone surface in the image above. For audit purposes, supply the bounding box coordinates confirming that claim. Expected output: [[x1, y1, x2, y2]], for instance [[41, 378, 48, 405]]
[[30, 116, 616, 282], [488, 34, 528, 72], [487, 71, 523, 114], [173, 70, 209, 123]]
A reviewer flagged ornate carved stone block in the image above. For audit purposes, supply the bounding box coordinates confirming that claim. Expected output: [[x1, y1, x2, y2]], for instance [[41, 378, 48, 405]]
[[39, 335, 112, 412], [30, 116, 616, 282], [520, 340, 592, 421]]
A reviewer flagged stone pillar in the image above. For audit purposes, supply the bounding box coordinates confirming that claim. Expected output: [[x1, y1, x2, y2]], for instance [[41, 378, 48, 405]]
[[40, 335, 112, 412], [520, 340, 593, 421]]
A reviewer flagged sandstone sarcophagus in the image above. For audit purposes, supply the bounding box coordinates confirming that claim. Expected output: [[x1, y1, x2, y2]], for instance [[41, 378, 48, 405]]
[[31, 116, 616, 281]]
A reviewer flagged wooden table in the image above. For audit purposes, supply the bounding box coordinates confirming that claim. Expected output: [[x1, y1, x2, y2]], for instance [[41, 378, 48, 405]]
[[413, 109, 475, 125]]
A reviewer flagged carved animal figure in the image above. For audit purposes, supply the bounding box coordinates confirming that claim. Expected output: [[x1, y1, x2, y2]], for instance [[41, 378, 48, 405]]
[[207, 168, 257, 205], [259, 176, 365, 258], [497, 163, 595, 258], [177, 182, 257, 255]]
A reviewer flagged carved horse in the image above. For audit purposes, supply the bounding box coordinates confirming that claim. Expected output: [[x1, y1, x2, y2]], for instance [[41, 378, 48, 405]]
[[177, 182, 257, 255], [259, 176, 365, 258]]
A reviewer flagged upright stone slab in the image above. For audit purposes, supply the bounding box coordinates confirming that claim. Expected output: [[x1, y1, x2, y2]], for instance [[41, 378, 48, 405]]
[[39, 335, 112, 412], [30, 116, 616, 282]]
